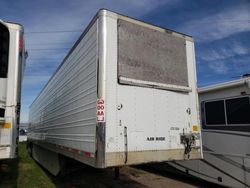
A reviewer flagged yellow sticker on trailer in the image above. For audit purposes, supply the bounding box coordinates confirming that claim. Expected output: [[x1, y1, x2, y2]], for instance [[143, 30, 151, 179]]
[[192, 125, 199, 132], [2, 123, 11, 129]]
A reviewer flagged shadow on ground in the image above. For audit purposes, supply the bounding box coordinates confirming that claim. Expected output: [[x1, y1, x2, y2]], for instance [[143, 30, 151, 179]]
[[0, 142, 224, 188], [135, 163, 225, 188], [45, 163, 145, 188], [0, 158, 19, 188]]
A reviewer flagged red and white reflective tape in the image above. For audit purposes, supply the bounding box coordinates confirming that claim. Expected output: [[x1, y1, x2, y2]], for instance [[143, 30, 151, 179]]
[[55, 144, 94, 158]]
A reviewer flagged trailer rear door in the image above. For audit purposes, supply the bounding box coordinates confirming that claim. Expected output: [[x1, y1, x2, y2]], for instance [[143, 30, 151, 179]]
[[116, 19, 191, 154]]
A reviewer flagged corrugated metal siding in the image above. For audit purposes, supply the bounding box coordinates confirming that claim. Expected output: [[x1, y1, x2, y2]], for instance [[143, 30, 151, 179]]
[[29, 21, 97, 153]]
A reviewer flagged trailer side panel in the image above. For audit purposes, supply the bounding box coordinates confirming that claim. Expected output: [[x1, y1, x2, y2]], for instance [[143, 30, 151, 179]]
[[29, 21, 98, 166]]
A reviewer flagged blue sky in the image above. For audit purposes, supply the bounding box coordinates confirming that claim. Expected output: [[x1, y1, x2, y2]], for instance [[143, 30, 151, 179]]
[[0, 0, 250, 122]]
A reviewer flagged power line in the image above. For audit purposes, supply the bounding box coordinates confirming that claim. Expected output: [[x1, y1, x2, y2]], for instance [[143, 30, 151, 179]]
[[25, 30, 81, 34], [24, 19, 250, 34], [27, 58, 63, 60], [27, 42, 74, 45], [28, 48, 70, 51]]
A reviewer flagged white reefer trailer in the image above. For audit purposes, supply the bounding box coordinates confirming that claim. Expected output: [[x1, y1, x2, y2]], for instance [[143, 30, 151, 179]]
[[28, 9, 202, 175], [0, 20, 26, 160]]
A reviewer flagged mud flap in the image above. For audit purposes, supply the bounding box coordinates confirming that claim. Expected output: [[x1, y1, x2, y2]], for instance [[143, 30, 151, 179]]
[[32, 144, 63, 176]]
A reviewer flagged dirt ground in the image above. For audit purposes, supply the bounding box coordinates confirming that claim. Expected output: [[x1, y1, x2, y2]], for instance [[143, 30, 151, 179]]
[[0, 142, 222, 188], [0, 162, 218, 188]]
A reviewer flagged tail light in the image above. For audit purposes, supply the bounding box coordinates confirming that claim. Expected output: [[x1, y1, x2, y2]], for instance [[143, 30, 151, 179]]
[[19, 33, 23, 53]]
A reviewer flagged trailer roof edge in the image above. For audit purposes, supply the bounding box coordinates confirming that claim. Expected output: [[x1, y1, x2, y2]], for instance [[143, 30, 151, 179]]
[[199, 77, 250, 94]]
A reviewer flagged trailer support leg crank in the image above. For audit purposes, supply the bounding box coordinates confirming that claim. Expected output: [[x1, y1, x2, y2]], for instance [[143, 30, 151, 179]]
[[114, 167, 120, 179]]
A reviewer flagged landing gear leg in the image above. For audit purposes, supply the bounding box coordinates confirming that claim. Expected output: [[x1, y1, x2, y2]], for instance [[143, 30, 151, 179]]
[[114, 167, 120, 180]]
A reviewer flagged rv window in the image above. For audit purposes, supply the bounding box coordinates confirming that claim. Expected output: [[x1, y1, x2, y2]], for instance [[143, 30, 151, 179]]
[[226, 97, 250, 124], [205, 100, 226, 125], [117, 19, 188, 87], [0, 23, 9, 78]]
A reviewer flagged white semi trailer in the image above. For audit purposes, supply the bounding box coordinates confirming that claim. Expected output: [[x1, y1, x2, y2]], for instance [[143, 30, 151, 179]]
[[0, 20, 26, 160], [27, 9, 202, 175]]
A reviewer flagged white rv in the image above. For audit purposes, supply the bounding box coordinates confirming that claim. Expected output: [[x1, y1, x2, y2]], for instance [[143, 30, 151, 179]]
[[170, 77, 250, 188], [0, 20, 26, 160], [27, 9, 202, 175]]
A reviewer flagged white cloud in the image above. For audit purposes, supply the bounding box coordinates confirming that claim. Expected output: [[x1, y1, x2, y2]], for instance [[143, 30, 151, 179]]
[[200, 44, 250, 62], [232, 44, 249, 55], [179, 4, 250, 42], [208, 61, 229, 74], [198, 42, 250, 75]]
